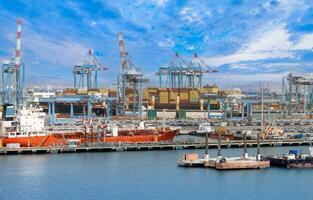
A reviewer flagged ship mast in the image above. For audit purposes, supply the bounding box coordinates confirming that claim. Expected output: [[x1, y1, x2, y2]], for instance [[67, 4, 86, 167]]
[[257, 84, 263, 161], [204, 130, 209, 160]]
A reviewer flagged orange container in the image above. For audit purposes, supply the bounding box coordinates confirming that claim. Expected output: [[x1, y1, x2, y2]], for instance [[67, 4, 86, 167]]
[[184, 153, 199, 161]]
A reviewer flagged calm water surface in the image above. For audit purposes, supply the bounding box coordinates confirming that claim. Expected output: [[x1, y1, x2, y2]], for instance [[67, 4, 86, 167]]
[[1, 146, 313, 200]]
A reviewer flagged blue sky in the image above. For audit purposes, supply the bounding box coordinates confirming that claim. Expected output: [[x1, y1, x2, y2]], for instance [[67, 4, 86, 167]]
[[0, 0, 313, 90]]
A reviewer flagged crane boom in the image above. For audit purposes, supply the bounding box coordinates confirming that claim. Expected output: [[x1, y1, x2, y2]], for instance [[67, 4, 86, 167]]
[[118, 32, 127, 70]]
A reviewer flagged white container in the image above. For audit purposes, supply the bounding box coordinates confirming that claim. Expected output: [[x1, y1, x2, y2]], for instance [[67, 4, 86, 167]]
[[6, 143, 20, 148], [112, 127, 119, 137], [220, 122, 227, 127]]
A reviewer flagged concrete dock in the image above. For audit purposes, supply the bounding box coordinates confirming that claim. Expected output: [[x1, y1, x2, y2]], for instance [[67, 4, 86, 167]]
[[0, 139, 312, 155]]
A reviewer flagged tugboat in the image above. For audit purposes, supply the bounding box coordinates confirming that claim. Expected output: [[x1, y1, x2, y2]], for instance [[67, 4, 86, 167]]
[[269, 148, 313, 168]]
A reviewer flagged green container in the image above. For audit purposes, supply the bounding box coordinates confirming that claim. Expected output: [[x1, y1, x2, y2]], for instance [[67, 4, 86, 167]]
[[176, 110, 186, 119], [147, 110, 157, 120]]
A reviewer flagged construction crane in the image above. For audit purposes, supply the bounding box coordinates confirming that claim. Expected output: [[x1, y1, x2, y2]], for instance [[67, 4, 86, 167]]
[[1, 18, 25, 110], [116, 32, 143, 115], [73, 49, 107, 90]]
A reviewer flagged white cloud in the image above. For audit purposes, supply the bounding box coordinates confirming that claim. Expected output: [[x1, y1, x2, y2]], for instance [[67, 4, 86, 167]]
[[180, 6, 212, 24], [19, 33, 87, 67], [153, 0, 168, 6], [293, 34, 313, 50], [206, 73, 287, 90], [91, 21, 97, 26], [185, 45, 196, 51], [158, 38, 174, 47], [137, 0, 168, 6], [206, 24, 313, 67], [180, 7, 201, 24], [206, 23, 294, 66], [204, 0, 312, 67]]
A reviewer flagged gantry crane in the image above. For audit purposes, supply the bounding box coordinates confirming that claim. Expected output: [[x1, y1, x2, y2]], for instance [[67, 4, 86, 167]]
[[158, 52, 217, 89], [116, 32, 143, 115], [73, 49, 107, 90]]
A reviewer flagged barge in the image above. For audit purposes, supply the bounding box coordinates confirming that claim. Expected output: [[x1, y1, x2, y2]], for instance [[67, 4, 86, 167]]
[[269, 148, 313, 168]]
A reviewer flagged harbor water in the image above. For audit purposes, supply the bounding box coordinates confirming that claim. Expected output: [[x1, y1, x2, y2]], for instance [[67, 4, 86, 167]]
[[1, 146, 313, 200]]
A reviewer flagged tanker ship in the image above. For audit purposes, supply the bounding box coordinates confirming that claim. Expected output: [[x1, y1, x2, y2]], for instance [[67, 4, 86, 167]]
[[1, 105, 179, 147]]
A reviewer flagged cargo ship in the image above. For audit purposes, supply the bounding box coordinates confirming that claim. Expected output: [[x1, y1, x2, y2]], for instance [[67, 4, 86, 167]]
[[269, 149, 313, 168], [1, 105, 179, 147]]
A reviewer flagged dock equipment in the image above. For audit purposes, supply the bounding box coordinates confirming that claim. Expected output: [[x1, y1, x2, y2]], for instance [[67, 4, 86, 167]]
[[1, 139, 313, 155], [116, 32, 144, 115], [282, 73, 313, 115], [1, 18, 25, 110], [178, 125, 270, 170], [73, 49, 107, 90], [158, 53, 217, 89], [39, 95, 115, 123]]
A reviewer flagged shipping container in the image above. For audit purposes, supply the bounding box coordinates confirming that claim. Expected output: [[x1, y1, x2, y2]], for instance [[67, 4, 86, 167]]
[[205, 85, 219, 94], [176, 110, 186, 119], [142, 89, 149, 99], [147, 110, 157, 120], [159, 89, 169, 104], [189, 90, 199, 101], [179, 91, 189, 100], [63, 88, 76, 93], [98, 88, 109, 94], [88, 90, 100, 95], [77, 89, 88, 95], [184, 153, 199, 161], [6, 143, 20, 148], [169, 90, 178, 101]]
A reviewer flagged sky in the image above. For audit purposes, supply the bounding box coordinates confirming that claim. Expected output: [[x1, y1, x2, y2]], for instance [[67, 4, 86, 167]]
[[0, 0, 313, 90]]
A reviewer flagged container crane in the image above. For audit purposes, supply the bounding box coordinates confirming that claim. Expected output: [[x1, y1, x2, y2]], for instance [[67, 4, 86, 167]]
[[158, 52, 217, 89], [73, 49, 107, 90], [116, 32, 143, 115]]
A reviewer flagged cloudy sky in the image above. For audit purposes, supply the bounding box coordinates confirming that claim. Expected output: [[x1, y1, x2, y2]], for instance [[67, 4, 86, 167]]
[[0, 0, 313, 90]]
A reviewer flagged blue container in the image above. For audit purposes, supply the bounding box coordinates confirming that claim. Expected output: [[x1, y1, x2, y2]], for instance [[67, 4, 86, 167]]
[[289, 150, 298, 155], [294, 134, 303, 139]]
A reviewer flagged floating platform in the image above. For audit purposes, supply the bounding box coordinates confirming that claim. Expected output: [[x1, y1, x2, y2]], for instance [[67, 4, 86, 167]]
[[215, 157, 270, 170], [178, 154, 270, 170], [178, 159, 217, 168]]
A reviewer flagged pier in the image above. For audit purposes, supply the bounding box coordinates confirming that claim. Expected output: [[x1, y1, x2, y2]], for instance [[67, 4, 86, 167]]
[[1, 139, 312, 155]]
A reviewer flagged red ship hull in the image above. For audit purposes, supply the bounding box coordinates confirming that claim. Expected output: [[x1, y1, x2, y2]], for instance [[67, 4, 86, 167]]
[[2, 129, 179, 147]]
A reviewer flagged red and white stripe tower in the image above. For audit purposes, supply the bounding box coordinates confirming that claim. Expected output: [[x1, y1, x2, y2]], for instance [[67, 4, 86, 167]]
[[1, 18, 25, 108], [15, 18, 22, 68]]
